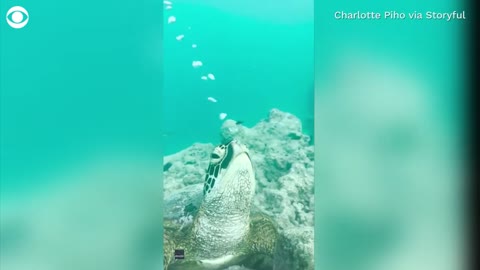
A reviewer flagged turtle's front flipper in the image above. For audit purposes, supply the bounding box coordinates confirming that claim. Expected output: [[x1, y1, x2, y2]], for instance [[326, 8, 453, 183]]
[[240, 213, 278, 270], [164, 220, 202, 270], [164, 220, 178, 270], [248, 213, 278, 254]]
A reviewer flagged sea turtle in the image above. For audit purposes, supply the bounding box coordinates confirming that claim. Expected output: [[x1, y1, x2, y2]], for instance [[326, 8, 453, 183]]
[[164, 140, 279, 270]]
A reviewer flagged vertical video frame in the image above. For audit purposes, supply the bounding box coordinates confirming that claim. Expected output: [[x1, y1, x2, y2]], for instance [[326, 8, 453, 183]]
[[162, 0, 314, 269]]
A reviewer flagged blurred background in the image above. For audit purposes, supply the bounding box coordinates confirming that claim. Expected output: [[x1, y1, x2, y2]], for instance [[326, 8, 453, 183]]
[[314, 1, 468, 270], [1, 0, 165, 269]]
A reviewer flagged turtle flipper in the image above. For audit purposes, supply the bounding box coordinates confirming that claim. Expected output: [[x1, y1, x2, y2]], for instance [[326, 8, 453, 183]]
[[248, 213, 278, 254], [245, 213, 298, 270], [164, 220, 179, 270], [240, 213, 278, 270], [164, 220, 202, 270]]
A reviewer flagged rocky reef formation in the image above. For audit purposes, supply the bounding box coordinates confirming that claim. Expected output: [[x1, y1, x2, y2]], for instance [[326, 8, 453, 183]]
[[163, 109, 314, 269]]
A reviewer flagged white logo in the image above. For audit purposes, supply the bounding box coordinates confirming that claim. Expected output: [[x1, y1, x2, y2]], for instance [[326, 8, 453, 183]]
[[6, 6, 29, 29]]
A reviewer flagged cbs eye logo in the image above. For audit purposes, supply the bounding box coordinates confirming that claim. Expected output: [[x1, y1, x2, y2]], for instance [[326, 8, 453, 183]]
[[6, 6, 29, 29]]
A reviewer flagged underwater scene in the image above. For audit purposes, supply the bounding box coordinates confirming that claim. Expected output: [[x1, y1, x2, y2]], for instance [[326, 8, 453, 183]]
[[0, 0, 466, 270], [162, 0, 314, 269]]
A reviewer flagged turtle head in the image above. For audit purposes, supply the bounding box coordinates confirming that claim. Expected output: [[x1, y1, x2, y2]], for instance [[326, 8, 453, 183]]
[[202, 140, 255, 202]]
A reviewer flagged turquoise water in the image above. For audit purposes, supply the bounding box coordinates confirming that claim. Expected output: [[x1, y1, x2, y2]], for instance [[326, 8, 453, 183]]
[[314, 1, 467, 270], [0, 0, 164, 193], [163, 1, 313, 155]]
